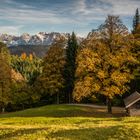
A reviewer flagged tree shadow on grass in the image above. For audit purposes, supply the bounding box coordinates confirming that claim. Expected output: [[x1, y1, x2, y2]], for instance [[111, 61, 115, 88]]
[[48, 125, 140, 140], [0, 105, 125, 118], [0, 128, 46, 140]]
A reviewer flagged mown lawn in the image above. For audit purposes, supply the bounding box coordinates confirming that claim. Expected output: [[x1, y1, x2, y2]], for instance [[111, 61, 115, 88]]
[[0, 104, 140, 140]]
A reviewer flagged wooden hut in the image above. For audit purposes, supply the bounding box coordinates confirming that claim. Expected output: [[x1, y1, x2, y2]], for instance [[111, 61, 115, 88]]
[[124, 91, 140, 116]]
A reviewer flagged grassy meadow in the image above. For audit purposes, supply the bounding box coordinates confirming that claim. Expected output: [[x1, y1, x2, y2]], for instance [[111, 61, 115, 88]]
[[0, 104, 140, 140]]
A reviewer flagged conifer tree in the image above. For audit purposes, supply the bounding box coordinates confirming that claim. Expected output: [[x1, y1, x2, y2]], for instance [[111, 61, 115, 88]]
[[11, 54, 42, 85], [133, 8, 140, 34], [65, 32, 79, 103], [131, 9, 140, 93]]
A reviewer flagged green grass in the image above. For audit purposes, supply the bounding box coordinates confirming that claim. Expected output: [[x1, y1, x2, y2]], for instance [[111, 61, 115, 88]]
[[0, 104, 140, 140]]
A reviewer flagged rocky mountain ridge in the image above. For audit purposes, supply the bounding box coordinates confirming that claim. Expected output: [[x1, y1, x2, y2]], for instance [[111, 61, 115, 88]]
[[0, 32, 70, 46]]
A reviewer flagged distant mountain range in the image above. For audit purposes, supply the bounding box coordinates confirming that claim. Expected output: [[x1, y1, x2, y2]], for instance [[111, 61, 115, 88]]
[[0, 32, 71, 46], [0, 32, 83, 57]]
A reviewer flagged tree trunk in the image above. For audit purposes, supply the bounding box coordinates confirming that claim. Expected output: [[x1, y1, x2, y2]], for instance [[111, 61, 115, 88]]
[[1, 82, 5, 113], [2, 107, 5, 113], [56, 93, 59, 104], [68, 92, 71, 103], [21, 104, 24, 110], [107, 98, 112, 114], [69, 92, 74, 104]]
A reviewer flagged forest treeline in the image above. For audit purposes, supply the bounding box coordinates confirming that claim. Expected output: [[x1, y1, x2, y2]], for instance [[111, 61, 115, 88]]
[[0, 9, 140, 113]]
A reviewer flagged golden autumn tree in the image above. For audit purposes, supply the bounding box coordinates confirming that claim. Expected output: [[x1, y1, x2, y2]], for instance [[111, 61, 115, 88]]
[[21, 52, 27, 60], [0, 42, 12, 113], [74, 15, 137, 113], [29, 53, 33, 61], [36, 45, 65, 104]]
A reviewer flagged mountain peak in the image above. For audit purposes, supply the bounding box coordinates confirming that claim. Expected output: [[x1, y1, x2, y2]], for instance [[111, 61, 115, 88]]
[[0, 32, 70, 46]]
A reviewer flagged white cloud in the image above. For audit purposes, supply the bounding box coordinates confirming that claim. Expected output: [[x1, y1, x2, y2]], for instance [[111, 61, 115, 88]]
[[99, 0, 139, 16], [0, 0, 106, 26], [1, 0, 135, 26], [0, 0, 140, 36], [0, 25, 22, 35], [0, 0, 82, 25]]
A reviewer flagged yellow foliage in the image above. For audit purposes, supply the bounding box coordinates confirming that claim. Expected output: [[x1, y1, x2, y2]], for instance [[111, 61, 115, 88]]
[[37, 45, 65, 96], [76, 47, 101, 77], [29, 54, 33, 61], [21, 53, 27, 60], [97, 70, 105, 79], [111, 71, 129, 86], [74, 31, 137, 101]]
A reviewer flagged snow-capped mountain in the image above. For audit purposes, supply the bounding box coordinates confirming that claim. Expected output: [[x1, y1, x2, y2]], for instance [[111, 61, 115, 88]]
[[0, 32, 70, 46], [1, 32, 84, 57]]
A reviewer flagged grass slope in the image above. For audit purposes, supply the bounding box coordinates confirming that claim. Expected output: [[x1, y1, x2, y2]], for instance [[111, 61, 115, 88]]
[[0, 104, 140, 140]]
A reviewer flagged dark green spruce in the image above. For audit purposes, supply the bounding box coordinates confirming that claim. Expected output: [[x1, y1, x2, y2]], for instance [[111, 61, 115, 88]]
[[130, 8, 140, 94], [133, 8, 140, 34], [65, 32, 79, 103]]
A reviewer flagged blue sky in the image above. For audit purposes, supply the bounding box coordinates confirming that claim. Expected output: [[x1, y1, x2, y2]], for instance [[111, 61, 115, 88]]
[[0, 0, 140, 37]]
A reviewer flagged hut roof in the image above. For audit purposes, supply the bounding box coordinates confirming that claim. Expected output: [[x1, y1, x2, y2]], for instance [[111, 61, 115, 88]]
[[124, 91, 140, 108]]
